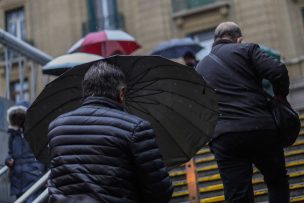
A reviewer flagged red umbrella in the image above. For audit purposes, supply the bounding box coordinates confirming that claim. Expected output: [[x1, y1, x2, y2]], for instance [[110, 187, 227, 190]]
[[68, 30, 141, 57]]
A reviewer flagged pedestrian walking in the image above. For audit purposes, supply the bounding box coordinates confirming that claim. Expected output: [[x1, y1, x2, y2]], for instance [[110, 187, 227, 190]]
[[5, 105, 45, 202], [47, 61, 173, 203], [183, 51, 199, 68], [196, 22, 290, 203]]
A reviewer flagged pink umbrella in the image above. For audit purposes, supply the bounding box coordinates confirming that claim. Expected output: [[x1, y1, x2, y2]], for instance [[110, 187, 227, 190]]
[[68, 30, 141, 57]]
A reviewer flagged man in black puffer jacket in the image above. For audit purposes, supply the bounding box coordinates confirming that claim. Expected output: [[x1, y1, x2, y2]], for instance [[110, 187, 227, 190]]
[[47, 61, 173, 203]]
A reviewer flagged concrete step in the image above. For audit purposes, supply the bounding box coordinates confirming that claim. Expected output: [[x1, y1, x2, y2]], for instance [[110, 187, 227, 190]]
[[200, 182, 304, 203]]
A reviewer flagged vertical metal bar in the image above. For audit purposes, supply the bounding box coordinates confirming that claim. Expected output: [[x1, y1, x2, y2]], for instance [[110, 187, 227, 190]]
[[185, 158, 200, 203], [43, 75, 49, 87], [30, 62, 37, 101], [102, 0, 109, 29], [14, 170, 50, 203], [4, 48, 11, 100], [18, 55, 25, 101]]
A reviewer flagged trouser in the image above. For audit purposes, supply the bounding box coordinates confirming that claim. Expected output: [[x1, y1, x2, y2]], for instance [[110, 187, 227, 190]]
[[210, 130, 289, 203]]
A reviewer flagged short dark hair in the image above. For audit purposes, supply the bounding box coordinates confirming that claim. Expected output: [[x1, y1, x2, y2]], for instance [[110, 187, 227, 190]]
[[214, 22, 242, 41], [82, 61, 126, 99]]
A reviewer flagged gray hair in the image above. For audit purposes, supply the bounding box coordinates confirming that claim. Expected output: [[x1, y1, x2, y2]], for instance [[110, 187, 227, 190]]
[[214, 22, 242, 41], [82, 61, 126, 99]]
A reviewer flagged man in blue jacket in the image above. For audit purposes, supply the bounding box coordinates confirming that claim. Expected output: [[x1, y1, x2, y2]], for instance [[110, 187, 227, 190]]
[[47, 61, 173, 203], [196, 22, 290, 203]]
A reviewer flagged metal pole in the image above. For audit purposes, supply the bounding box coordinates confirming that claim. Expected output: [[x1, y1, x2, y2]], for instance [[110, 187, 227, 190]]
[[30, 62, 37, 101], [4, 48, 11, 100], [32, 188, 48, 203], [43, 75, 49, 87], [18, 55, 25, 101], [14, 170, 50, 203], [0, 166, 8, 177]]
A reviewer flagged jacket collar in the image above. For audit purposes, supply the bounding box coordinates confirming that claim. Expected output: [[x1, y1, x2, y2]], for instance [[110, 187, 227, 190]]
[[212, 39, 234, 47], [8, 128, 22, 135], [82, 96, 124, 111]]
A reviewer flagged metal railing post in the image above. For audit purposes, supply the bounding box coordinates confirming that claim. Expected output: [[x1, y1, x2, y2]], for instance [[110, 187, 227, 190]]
[[0, 166, 9, 177], [18, 55, 25, 101], [32, 188, 48, 203], [185, 158, 200, 203], [14, 170, 50, 203], [4, 47, 11, 99]]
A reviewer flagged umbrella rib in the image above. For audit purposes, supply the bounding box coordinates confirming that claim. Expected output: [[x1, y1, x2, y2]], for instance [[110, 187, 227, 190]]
[[126, 90, 165, 100], [127, 88, 218, 114], [25, 96, 83, 133], [133, 102, 194, 162], [127, 64, 200, 89], [128, 97, 214, 138], [31, 86, 82, 107], [128, 77, 211, 97]]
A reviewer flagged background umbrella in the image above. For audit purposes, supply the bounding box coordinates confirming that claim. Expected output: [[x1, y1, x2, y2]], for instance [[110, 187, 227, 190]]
[[67, 30, 141, 57], [25, 55, 218, 167], [42, 52, 102, 76], [150, 38, 203, 59], [259, 45, 281, 61]]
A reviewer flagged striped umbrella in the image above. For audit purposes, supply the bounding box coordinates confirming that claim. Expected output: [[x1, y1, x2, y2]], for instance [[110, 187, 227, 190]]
[[68, 30, 141, 57]]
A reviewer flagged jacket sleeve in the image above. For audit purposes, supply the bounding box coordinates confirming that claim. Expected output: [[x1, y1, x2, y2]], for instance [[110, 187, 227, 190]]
[[130, 120, 173, 203], [249, 43, 290, 96], [5, 134, 13, 166]]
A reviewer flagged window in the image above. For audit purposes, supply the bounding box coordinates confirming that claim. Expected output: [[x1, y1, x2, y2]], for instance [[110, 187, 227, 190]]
[[172, 0, 216, 13], [5, 7, 26, 40], [5, 7, 26, 58], [84, 0, 123, 34], [10, 79, 30, 103]]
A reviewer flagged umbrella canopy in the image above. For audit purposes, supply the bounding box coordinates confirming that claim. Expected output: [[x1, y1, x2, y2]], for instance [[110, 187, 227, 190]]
[[68, 30, 141, 57], [43, 52, 103, 76], [25, 55, 218, 167], [150, 38, 203, 59]]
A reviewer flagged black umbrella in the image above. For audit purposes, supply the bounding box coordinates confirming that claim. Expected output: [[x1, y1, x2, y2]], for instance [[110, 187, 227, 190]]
[[25, 55, 218, 167]]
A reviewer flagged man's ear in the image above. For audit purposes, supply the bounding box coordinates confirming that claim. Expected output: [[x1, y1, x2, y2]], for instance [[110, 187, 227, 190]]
[[117, 86, 126, 104], [237, 37, 243, 44]]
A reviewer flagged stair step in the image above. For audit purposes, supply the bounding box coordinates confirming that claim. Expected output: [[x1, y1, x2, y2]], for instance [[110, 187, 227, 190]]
[[200, 182, 304, 203], [173, 169, 304, 198]]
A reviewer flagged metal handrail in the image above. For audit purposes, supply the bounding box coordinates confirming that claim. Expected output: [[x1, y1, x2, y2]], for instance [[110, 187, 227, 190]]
[[0, 165, 8, 177], [14, 170, 50, 203], [0, 29, 52, 65], [32, 188, 48, 203]]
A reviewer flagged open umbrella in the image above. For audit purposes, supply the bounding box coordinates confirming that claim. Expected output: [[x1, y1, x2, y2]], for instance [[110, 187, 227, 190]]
[[150, 38, 203, 59], [25, 55, 218, 167], [42, 52, 103, 76], [68, 30, 141, 57]]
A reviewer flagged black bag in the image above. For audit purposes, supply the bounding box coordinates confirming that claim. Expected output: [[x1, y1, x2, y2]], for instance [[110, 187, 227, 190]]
[[209, 53, 300, 147], [269, 97, 300, 147]]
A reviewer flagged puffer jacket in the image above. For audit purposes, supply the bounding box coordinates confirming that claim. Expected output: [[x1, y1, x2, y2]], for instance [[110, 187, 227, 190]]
[[48, 96, 173, 203]]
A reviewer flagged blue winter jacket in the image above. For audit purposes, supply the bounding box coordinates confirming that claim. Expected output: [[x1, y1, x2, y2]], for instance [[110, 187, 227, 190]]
[[5, 128, 45, 196]]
